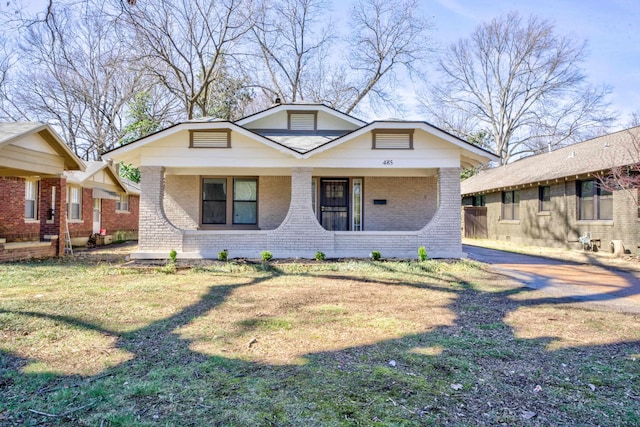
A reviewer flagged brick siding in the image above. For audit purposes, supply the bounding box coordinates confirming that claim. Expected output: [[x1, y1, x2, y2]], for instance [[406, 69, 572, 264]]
[[67, 187, 93, 238], [101, 195, 140, 239], [364, 176, 437, 231], [0, 177, 39, 241]]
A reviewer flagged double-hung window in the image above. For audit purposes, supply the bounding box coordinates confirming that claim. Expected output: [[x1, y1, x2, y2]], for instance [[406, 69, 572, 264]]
[[202, 177, 257, 226], [116, 194, 129, 212], [578, 180, 612, 220], [25, 179, 39, 220], [539, 186, 551, 212], [67, 185, 82, 220], [502, 190, 520, 220]]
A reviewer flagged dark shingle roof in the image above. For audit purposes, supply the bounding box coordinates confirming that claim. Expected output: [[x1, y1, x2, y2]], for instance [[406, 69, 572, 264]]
[[461, 127, 640, 195]]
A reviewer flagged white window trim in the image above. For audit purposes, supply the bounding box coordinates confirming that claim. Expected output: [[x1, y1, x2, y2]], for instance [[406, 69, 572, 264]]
[[67, 185, 83, 222], [24, 178, 39, 221]]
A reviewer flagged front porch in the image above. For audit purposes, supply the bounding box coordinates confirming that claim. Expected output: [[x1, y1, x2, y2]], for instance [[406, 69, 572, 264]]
[[133, 166, 463, 259]]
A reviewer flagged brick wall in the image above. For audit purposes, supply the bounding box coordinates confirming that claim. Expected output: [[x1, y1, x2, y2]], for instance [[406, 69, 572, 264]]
[[138, 166, 183, 252], [164, 175, 199, 229], [259, 176, 291, 230], [0, 177, 39, 241], [67, 187, 93, 238], [364, 176, 437, 231], [101, 195, 140, 240], [0, 240, 58, 262]]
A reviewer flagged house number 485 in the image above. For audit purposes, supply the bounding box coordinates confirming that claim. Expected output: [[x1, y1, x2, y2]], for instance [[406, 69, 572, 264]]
[[382, 160, 394, 165]]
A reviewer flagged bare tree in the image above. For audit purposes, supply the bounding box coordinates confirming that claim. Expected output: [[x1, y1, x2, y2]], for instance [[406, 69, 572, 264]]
[[249, 0, 335, 104], [10, 1, 145, 159], [421, 12, 616, 164], [117, 0, 254, 120], [344, 0, 434, 114]]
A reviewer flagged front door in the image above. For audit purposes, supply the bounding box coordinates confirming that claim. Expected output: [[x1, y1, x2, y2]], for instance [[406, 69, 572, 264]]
[[320, 179, 349, 231], [92, 198, 101, 234]]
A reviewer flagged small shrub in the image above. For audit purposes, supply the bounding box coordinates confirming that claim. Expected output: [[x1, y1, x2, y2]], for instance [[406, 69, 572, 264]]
[[169, 249, 177, 263], [315, 251, 326, 261], [261, 251, 273, 262], [418, 246, 428, 261], [218, 249, 228, 262], [370, 250, 381, 261]]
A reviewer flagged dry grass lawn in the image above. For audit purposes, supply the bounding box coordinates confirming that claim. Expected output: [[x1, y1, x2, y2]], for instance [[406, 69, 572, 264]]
[[0, 255, 638, 426]]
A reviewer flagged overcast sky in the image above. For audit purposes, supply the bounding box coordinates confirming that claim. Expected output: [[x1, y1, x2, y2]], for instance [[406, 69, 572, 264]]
[[395, 0, 640, 126]]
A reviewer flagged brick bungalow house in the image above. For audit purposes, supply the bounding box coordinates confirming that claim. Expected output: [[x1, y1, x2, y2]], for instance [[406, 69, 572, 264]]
[[102, 103, 497, 259], [0, 122, 84, 261], [461, 127, 640, 252], [64, 161, 140, 246]]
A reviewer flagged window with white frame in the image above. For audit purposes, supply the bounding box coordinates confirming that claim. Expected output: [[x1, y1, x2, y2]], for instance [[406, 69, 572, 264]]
[[25, 179, 39, 220], [67, 185, 82, 220], [116, 194, 129, 212]]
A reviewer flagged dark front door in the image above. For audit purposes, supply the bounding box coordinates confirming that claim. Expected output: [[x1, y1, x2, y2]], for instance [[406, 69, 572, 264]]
[[320, 179, 349, 231]]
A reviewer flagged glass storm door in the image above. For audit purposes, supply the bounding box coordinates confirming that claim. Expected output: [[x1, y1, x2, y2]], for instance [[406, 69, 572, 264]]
[[92, 198, 101, 234], [320, 179, 349, 231]]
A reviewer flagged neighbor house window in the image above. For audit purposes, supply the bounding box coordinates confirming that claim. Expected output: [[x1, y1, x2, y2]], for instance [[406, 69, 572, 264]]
[[202, 177, 257, 226], [578, 180, 612, 220], [502, 190, 520, 220], [67, 185, 82, 220], [116, 194, 129, 212], [25, 179, 39, 220], [539, 186, 551, 212]]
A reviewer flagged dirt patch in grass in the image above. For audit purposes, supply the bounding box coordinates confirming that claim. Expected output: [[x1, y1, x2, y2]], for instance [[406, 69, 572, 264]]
[[1, 256, 638, 426]]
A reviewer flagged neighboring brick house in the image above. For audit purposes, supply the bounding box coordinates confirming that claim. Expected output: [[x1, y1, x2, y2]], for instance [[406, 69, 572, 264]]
[[0, 122, 84, 261], [102, 103, 497, 259], [64, 161, 140, 246], [461, 127, 640, 252]]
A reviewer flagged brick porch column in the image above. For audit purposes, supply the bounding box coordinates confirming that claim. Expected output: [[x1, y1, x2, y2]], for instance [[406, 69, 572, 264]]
[[138, 166, 183, 253], [420, 167, 463, 258], [269, 167, 332, 257]]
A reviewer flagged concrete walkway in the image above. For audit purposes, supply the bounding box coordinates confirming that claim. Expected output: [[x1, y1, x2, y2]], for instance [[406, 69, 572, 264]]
[[464, 244, 640, 314]]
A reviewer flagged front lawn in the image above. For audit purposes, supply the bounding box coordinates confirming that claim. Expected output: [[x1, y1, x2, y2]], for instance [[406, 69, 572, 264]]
[[1, 258, 638, 426]]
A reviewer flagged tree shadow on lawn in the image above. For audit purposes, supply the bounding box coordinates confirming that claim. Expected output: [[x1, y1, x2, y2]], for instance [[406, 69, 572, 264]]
[[1, 262, 639, 426]]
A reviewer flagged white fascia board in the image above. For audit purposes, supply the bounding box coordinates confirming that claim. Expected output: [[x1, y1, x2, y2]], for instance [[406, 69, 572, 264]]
[[235, 103, 366, 127], [302, 121, 499, 163], [103, 122, 304, 165]]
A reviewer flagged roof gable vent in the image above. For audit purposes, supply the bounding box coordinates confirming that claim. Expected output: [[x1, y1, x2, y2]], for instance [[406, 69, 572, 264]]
[[190, 130, 231, 148], [372, 130, 414, 149], [288, 111, 317, 131]]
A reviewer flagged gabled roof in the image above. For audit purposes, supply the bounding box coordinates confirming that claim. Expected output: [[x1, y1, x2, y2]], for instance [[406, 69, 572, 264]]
[[65, 161, 128, 194], [235, 102, 367, 127], [0, 122, 85, 171], [302, 119, 498, 163], [461, 127, 640, 195], [103, 103, 498, 166]]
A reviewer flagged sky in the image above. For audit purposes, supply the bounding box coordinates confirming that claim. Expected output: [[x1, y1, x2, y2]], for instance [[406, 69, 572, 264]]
[[393, 0, 640, 125], [11, 0, 640, 128]]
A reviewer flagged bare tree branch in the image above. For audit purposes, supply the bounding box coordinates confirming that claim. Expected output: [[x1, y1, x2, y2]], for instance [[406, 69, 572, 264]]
[[421, 11, 617, 164]]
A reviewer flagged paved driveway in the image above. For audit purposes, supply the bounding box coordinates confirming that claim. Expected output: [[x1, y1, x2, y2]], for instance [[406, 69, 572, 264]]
[[464, 245, 640, 314]]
